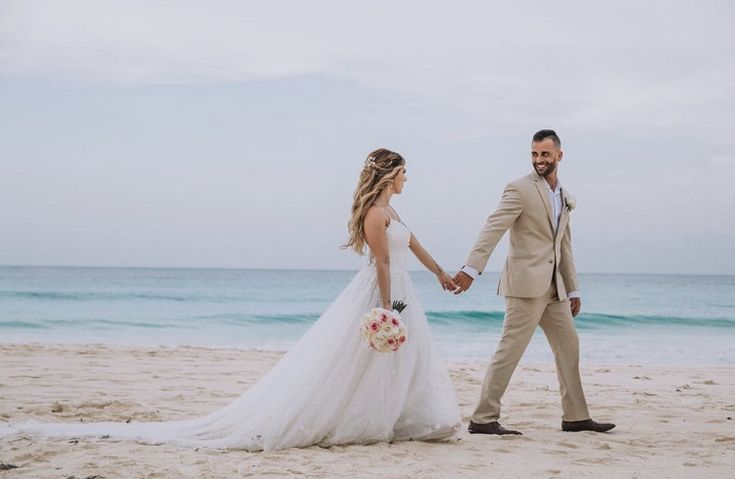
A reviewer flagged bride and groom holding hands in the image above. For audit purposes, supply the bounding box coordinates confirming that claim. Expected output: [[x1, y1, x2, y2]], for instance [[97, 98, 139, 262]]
[[2, 129, 614, 450], [354, 128, 613, 440]]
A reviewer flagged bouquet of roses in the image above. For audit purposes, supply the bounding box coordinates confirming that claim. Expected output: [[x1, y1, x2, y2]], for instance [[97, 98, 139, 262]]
[[359, 300, 408, 353]]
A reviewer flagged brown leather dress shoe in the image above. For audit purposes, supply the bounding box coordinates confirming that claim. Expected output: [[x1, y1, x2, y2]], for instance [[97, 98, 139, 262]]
[[468, 421, 523, 435], [561, 419, 616, 432]]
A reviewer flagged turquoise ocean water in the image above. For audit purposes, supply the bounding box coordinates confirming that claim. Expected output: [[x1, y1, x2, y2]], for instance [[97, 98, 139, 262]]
[[0, 266, 733, 365]]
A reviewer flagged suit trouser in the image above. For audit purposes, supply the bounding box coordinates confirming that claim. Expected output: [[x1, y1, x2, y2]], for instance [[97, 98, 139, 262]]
[[472, 283, 590, 423]]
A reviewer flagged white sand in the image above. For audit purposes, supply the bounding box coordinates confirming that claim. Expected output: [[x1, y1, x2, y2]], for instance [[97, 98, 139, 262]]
[[1, 343, 733, 478]]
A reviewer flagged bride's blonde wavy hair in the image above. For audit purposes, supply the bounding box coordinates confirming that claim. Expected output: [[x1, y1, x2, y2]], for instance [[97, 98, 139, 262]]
[[344, 148, 406, 255]]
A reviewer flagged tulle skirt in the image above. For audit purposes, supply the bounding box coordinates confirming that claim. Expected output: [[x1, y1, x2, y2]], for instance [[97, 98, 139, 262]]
[[1, 266, 461, 450]]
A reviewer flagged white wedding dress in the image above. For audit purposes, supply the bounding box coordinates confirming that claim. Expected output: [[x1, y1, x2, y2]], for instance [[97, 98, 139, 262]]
[[2, 220, 461, 450]]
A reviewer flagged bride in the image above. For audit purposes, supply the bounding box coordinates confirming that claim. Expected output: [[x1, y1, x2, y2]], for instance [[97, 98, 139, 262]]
[[2, 148, 462, 450]]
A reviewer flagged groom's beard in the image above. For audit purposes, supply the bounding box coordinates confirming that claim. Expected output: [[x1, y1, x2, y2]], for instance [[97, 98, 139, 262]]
[[534, 161, 557, 177]]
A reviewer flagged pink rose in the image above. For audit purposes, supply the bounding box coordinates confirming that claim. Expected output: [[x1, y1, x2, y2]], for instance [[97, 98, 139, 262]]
[[380, 314, 388, 323], [391, 318, 399, 326], [370, 321, 380, 332], [399, 335, 406, 343]]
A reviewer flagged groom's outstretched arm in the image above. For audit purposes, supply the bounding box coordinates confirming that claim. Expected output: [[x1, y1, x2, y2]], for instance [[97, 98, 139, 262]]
[[454, 183, 524, 293]]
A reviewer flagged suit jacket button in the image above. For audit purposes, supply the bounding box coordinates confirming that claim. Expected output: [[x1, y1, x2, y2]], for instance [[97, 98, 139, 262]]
[[548, 259, 553, 263]]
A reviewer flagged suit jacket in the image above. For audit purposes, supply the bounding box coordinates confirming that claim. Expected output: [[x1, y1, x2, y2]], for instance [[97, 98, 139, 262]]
[[465, 172, 579, 299]]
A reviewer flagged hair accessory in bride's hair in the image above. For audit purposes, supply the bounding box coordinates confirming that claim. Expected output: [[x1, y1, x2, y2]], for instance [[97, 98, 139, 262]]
[[364, 156, 377, 170]]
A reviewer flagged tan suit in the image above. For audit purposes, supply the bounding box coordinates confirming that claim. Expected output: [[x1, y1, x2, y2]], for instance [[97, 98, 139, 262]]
[[467, 172, 590, 423]]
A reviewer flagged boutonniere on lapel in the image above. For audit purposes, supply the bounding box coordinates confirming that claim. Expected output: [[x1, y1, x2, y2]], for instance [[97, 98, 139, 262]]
[[563, 194, 576, 211]]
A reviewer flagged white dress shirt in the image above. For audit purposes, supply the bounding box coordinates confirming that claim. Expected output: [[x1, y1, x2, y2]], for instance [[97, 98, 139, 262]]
[[461, 178, 580, 299], [548, 179, 563, 233]]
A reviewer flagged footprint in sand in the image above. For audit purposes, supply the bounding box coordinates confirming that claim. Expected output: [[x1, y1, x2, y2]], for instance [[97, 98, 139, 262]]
[[514, 421, 535, 427], [575, 458, 613, 465], [558, 441, 579, 449]]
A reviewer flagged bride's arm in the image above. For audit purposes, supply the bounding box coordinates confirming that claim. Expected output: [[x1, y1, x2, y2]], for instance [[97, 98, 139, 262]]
[[409, 233, 458, 291], [363, 207, 392, 309]]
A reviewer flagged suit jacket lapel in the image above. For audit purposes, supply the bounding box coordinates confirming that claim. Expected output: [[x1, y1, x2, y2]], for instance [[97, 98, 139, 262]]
[[533, 175, 555, 233]]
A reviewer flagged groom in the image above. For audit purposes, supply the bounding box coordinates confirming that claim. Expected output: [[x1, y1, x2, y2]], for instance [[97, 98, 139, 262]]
[[453, 129, 615, 435]]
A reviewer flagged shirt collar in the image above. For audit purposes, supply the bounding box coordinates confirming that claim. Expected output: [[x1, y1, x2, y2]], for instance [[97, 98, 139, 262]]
[[544, 179, 562, 194]]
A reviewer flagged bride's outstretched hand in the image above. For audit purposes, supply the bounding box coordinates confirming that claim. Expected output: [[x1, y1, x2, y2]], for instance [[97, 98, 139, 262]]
[[437, 271, 458, 292]]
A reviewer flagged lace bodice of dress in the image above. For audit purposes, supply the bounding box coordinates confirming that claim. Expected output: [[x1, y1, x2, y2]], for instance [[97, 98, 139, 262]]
[[367, 221, 411, 275]]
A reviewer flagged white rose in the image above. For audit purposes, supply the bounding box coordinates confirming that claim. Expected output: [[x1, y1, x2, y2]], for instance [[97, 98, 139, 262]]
[[372, 332, 387, 346]]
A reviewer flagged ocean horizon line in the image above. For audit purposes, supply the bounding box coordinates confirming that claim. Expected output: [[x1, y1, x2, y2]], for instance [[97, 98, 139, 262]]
[[0, 264, 733, 277]]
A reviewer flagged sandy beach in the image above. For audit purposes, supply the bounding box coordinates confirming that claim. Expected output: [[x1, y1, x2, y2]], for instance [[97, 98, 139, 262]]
[[1, 343, 733, 478]]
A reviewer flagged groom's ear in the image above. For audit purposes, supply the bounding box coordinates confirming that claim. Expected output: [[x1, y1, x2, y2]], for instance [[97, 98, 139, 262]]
[[557, 150, 564, 162]]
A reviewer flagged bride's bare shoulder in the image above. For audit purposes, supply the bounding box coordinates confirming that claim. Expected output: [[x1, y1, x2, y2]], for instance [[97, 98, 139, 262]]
[[364, 205, 390, 227]]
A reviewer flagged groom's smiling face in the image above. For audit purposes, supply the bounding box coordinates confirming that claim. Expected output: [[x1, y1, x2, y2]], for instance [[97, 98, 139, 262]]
[[531, 138, 563, 177]]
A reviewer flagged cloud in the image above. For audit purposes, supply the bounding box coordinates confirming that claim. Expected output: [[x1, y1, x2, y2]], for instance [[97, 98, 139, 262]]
[[1, 0, 734, 272], [709, 155, 735, 166], [0, 1, 333, 82], [2, 0, 733, 85], [2, 1, 733, 142]]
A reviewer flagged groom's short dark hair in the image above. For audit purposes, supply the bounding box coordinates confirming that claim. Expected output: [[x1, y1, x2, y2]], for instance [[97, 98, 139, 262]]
[[532, 129, 561, 148]]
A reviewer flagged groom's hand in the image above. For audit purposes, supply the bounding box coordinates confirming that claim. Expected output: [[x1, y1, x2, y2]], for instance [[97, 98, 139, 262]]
[[452, 271, 474, 295], [570, 297, 581, 317]]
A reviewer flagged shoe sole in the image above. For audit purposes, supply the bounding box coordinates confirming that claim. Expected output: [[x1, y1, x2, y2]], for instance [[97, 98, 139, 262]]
[[562, 426, 615, 433], [468, 429, 523, 436]]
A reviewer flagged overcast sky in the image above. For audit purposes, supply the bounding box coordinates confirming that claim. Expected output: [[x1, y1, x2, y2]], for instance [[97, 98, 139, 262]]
[[1, 0, 733, 274]]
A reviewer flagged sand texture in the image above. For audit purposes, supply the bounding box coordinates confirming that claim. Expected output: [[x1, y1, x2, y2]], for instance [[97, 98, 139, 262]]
[[1, 343, 734, 478]]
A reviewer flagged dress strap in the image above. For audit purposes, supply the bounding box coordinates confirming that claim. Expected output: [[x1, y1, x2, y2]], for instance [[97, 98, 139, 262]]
[[376, 204, 403, 225]]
